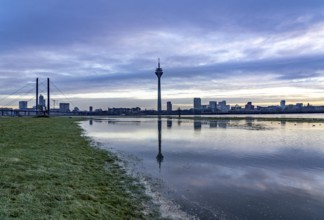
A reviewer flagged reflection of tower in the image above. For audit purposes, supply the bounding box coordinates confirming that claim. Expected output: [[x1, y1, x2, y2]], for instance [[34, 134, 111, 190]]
[[156, 117, 164, 170], [155, 58, 163, 115]]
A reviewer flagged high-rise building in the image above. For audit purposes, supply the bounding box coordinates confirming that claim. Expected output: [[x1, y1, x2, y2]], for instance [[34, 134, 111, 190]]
[[155, 58, 163, 115], [89, 106, 93, 112], [167, 101, 172, 113], [218, 100, 230, 112], [37, 94, 46, 111], [59, 103, 70, 112], [193, 98, 202, 113], [245, 101, 255, 110], [209, 101, 217, 113], [19, 101, 28, 110], [280, 100, 286, 109], [39, 95, 45, 107]]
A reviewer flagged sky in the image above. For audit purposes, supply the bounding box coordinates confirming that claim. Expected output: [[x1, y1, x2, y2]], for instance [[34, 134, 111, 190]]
[[1, 0, 324, 110]]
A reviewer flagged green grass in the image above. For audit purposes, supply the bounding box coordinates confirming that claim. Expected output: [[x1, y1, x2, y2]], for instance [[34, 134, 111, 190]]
[[0, 117, 159, 220]]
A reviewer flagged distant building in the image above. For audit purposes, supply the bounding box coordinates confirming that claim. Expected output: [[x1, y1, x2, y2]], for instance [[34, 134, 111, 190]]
[[209, 101, 217, 113], [296, 103, 303, 108], [89, 106, 93, 112], [231, 104, 242, 111], [19, 101, 28, 110], [280, 100, 286, 109], [218, 100, 230, 112], [202, 105, 209, 111], [72, 107, 79, 112], [167, 101, 172, 113], [108, 107, 141, 115], [38, 94, 46, 110], [193, 98, 202, 113], [245, 102, 255, 111], [59, 103, 70, 113]]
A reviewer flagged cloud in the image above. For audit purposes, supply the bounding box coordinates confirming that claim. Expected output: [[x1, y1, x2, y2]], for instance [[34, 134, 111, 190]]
[[1, 0, 324, 109]]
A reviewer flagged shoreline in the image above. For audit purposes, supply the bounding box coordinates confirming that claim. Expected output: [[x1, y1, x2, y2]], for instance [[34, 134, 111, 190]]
[[169, 116, 324, 123], [84, 114, 324, 123]]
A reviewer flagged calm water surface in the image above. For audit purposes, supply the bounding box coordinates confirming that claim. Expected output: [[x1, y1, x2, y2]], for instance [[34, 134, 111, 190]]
[[81, 116, 324, 220]]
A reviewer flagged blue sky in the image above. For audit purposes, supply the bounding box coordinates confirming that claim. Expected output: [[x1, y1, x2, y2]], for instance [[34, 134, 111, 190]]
[[1, 0, 324, 110]]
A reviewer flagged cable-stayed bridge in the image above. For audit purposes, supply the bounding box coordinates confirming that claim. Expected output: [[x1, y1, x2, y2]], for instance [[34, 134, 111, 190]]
[[0, 78, 78, 116]]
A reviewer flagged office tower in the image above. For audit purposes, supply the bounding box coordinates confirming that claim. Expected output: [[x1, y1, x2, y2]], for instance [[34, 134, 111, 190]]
[[38, 94, 46, 111], [193, 98, 202, 113], [245, 101, 255, 110], [209, 101, 217, 113], [280, 100, 286, 109], [59, 103, 70, 112], [167, 101, 172, 113]]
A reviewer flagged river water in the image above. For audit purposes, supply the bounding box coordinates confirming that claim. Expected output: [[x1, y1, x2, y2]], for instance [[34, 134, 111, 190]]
[[81, 115, 324, 220]]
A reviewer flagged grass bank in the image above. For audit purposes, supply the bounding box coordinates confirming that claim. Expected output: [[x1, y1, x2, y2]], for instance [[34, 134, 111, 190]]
[[0, 117, 160, 219]]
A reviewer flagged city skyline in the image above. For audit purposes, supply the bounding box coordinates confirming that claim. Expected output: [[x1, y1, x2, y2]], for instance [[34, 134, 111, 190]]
[[1, 1, 324, 110], [7, 96, 324, 113]]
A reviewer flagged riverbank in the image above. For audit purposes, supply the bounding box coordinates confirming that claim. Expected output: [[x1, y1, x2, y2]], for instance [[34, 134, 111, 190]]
[[0, 117, 161, 219]]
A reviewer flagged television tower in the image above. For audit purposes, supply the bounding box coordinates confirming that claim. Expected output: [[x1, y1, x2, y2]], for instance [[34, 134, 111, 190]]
[[155, 58, 163, 115]]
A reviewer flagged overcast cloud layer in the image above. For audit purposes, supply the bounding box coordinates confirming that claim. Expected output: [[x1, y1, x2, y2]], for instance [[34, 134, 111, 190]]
[[1, 0, 324, 110]]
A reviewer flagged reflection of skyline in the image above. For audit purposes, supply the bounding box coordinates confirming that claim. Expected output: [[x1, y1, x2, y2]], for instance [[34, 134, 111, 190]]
[[83, 118, 324, 219], [167, 117, 172, 128], [209, 120, 217, 128], [162, 148, 324, 218], [218, 120, 228, 128], [194, 119, 229, 130], [156, 117, 164, 170], [194, 118, 201, 130], [89, 117, 290, 132]]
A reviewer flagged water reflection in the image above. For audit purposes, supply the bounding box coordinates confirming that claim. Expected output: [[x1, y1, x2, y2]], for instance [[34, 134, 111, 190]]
[[245, 118, 253, 127], [156, 117, 164, 170], [81, 117, 324, 220], [209, 120, 217, 128], [167, 117, 172, 128], [177, 118, 181, 126], [218, 120, 228, 128], [194, 118, 202, 130]]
